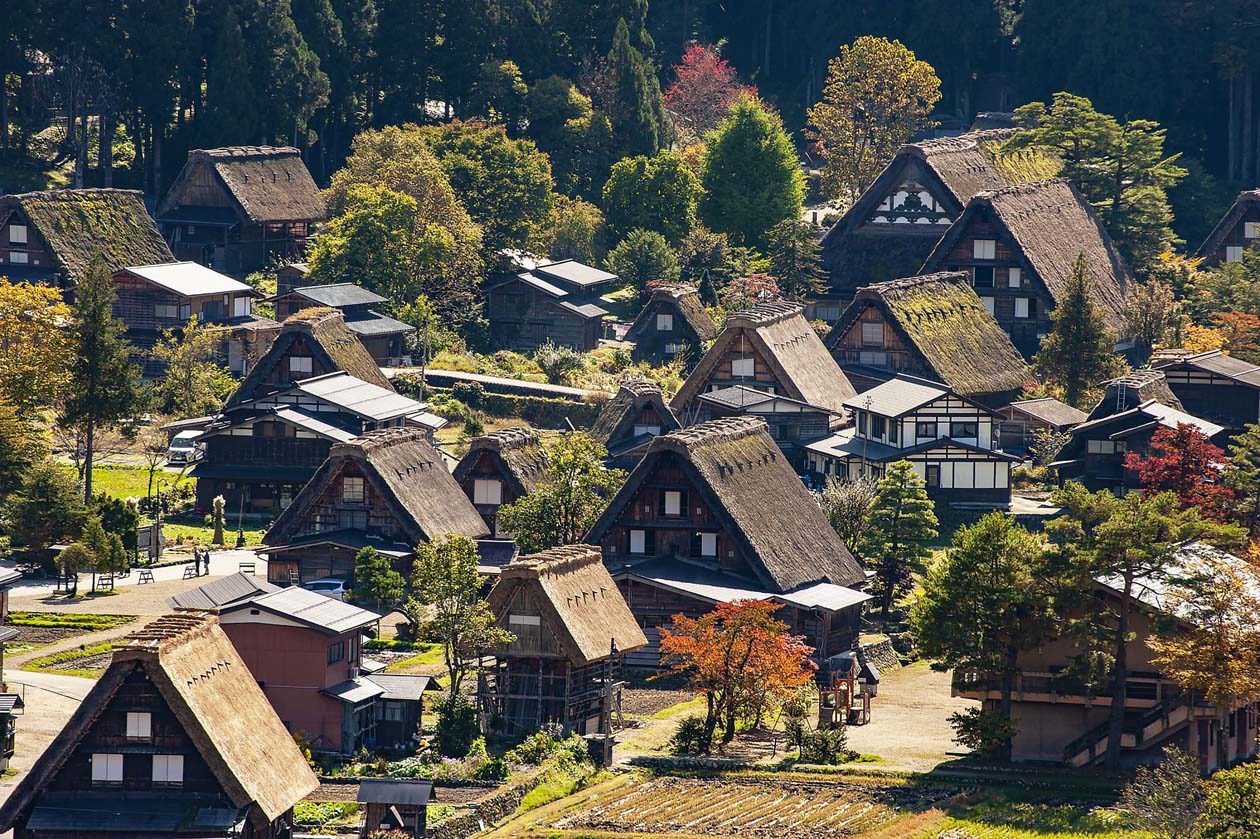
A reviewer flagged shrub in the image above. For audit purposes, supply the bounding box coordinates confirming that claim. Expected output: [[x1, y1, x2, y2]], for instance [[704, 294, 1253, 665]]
[[670, 715, 709, 755], [799, 726, 853, 764], [450, 380, 486, 408], [949, 707, 1016, 757], [434, 695, 479, 757], [534, 340, 584, 385], [463, 410, 487, 436]]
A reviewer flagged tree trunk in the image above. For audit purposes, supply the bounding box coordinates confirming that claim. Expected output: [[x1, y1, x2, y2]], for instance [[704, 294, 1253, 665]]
[[998, 645, 1018, 762], [1244, 70, 1255, 188], [762, 0, 773, 79], [84, 417, 95, 504], [1104, 595, 1130, 769], [99, 112, 113, 187], [1229, 75, 1239, 183], [1, 58, 9, 155], [131, 118, 146, 193], [703, 693, 717, 753]]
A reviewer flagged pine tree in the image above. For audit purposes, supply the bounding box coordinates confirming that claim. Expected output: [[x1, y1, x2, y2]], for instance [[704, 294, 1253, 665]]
[[861, 460, 938, 617], [766, 218, 824, 300], [1032, 254, 1121, 408], [60, 259, 145, 504], [204, 7, 259, 144], [605, 18, 664, 160], [237, 0, 329, 144]]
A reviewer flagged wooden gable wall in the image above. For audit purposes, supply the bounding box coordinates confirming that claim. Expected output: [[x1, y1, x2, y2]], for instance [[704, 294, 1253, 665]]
[[486, 278, 598, 351], [0, 206, 59, 277], [1205, 203, 1260, 267], [631, 298, 705, 363], [862, 157, 957, 231], [1158, 365, 1260, 429], [692, 330, 780, 398], [494, 585, 565, 659], [167, 159, 238, 215], [830, 302, 926, 382], [287, 459, 408, 542]]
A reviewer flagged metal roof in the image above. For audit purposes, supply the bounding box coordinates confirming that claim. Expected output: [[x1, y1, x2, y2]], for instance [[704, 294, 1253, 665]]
[[25, 793, 244, 833], [1156, 350, 1260, 388], [228, 586, 381, 634], [533, 259, 618, 289], [364, 674, 438, 701], [0, 694, 24, 715], [1007, 397, 1089, 428], [124, 261, 253, 297], [169, 572, 280, 611], [697, 385, 778, 409], [844, 376, 951, 417], [1072, 399, 1224, 439], [345, 312, 416, 337], [322, 677, 385, 705], [559, 299, 610, 319], [261, 529, 413, 558], [292, 372, 429, 422], [0, 568, 23, 588], [291, 282, 386, 308], [270, 407, 359, 443], [622, 557, 869, 615], [803, 428, 902, 462], [357, 778, 436, 805]]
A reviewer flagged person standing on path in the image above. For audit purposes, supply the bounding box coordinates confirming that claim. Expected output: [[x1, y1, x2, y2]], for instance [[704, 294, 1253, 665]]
[[193, 548, 201, 577]]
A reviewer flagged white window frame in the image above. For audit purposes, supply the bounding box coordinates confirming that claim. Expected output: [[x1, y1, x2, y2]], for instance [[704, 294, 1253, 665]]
[[700, 533, 718, 557], [972, 239, 996, 260], [154, 303, 178, 319], [92, 753, 124, 784], [233, 296, 252, 318], [656, 313, 673, 331], [8, 251, 28, 264], [731, 357, 755, 378], [1014, 297, 1031, 319], [1008, 267, 1022, 288], [473, 479, 503, 505], [981, 296, 995, 315], [8, 224, 27, 245], [860, 321, 884, 346], [152, 754, 184, 786], [342, 476, 365, 503], [289, 355, 314, 374], [1246, 222, 1259, 239], [126, 712, 152, 740], [1226, 245, 1245, 263], [629, 529, 646, 554], [664, 491, 682, 516]]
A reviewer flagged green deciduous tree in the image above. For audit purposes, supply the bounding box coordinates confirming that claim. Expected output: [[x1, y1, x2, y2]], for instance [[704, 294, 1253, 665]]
[[1032, 254, 1122, 408], [861, 460, 938, 617], [526, 75, 613, 200], [807, 36, 941, 203], [0, 278, 72, 412], [547, 196, 608, 265], [765, 218, 824, 301], [602, 152, 700, 246], [468, 59, 529, 133], [819, 476, 876, 552], [408, 534, 514, 703], [1202, 762, 1260, 839], [0, 400, 47, 506], [349, 546, 405, 614], [1123, 276, 1182, 363], [60, 259, 145, 504], [4, 461, 85, 569], [1226, 423, 1260, 535], [912, 513, 1055, 759], [496, 433, 625, 553], [700, 96, 804, 249], [605, 229, 681, 298], [150, 315, 237, 418], [1006, 93, 1187, 274]]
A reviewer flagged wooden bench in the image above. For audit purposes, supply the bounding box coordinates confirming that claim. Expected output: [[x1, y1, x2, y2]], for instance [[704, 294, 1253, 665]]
[[138, 569, 155, 584], [182, 565, 198, 580], [98, 574, 114, 592], [238, 562, 256, 576]]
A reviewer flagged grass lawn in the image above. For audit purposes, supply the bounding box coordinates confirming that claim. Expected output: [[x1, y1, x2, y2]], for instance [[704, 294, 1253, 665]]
[[922, 794, 1149, 838], [383, 644, 447, 674], [7, 612, 135, 631], [59, 463, 190, 502], [22, 641, 116, 679], [600, 286, 640, 321], [162, 514, 267, 548]]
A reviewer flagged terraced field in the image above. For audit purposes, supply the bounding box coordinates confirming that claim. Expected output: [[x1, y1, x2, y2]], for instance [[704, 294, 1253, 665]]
[[555, 776, 924, 837]]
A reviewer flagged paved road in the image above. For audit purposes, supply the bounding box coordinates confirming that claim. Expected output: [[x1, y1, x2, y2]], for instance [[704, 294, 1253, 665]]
[[0, 669, 97, 813], [3, 549, 266, 603]]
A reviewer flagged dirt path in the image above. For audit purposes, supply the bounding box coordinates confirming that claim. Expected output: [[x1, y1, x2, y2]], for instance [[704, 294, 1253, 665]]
[[844, 662, 975, 772]]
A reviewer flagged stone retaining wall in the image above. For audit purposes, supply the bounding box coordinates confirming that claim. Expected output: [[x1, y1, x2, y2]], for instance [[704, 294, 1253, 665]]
[[859, 637, 901, 673]]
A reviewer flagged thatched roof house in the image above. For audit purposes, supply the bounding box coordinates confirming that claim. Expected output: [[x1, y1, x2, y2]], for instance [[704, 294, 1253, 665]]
[[818, 129, 1058, 300], [921, 178, 1130, 357], [226, 306, 391, 408], [453, 428, 549, 530], [0, 612, 317, 838], [0, 188, 173, 285], [624, 284, 718, 365], [589, 379, 680, 465], [672, 301, 856, 417], [264, 428, 488, 582], [1195, 189, 1260, 268], [1087, 369, 1183, 422], [825, 272, 1030, 407]]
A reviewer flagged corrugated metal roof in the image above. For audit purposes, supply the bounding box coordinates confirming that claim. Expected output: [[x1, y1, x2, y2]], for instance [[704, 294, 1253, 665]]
[[0, 694, 24, 714], [623, 557, 868, 615], [1008, 397, 1088, 428], [364, 674, 436, 701], [844, 376, 949, 417], [271, 407, 359, 443], [293, 283, 386, 308], [345, 312, 416, 337], [125, 261, 253, 297], [357, 778, 436, 805], [240, 586, 380, 633], [322, 677, 385, 704], [780, 581, 873, 611], [169, 572, 280, 610], [294, 372, 428, 421], [559, 299, 609, 319], [534, 259, 618, 288]]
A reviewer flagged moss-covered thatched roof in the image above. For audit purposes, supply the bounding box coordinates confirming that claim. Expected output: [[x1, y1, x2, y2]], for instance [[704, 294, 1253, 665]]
[[590, 379, 680, 447], [158, 146, 325, 224], [0, 188, 173, 280], [826, 273, 1030, 401], [624, 284, 718, 343], [1195, 189, 1260, 263], [454, 428, 550, 496]]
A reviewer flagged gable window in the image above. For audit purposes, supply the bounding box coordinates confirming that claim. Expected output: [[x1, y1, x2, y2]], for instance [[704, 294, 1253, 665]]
[[972, 239, 996, 260], [860, 321, 884, 345], [629, 529, 647, 554], [633, 424, 661, 437], [155, 303, 178, 319], [664, 343, 686, 354], [8, 224, 27, 245], [972, 266, 994, 288], [731, 357, 755, 378], [925, 465, 940, 488], [473, 479, 502, 505], [328, 640, 346, 664], [1226, 246, 1244, 263], [916, 421, 936, 439], [981, 296, 995, 315], [126, 712, 152, 740], [91, 753, 124, 785], [663, 490, 682, 517], [1008, 267, 1022, 288], [656, 313, 674, 331], [152, 754, 184, 786], [950, 421, 978, 438], [700, 532, 718, 557], [8, 251, 28, 264], [290, 355, 314, 374], [1014, 297, 1031, 319], [342, 476, 365, 503], [1246, 222, 1259, 239]]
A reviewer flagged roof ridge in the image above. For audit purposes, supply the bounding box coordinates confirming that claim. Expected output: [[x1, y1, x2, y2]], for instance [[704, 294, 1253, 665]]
[[727, 299, 804, 327], [501, 545, 603, 579], [974, 177, 1071, 201], [911, 128, 1018, 155], [861, 271, 971, 295], [333, 426, 432, 458], [470, 427, 539, 452], [114, 612, 217, 658], [191, 146, 302, 159], [7, 187, 147, 201], [654, 416, 768, 454]]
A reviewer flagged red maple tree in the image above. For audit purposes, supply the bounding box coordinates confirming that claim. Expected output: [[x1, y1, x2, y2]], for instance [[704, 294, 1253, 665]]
[[658, 599, 815, 752], [1125, 423, 1237, 521], [663, 44, 757, 137]]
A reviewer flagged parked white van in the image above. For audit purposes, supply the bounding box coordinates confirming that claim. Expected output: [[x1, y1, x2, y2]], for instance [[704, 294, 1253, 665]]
[[167, 430, 202, 465]]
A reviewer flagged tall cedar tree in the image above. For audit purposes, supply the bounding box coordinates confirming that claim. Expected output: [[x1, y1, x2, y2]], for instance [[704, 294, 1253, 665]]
[[1032, 254, 1121, 408], [1005, 93, 1186, 274], [700, 96, 805, 249], [1126, 423, 1237, 522], [61, 259, 145, 504], [495, 433, 625, 553], [1047, 483, 1243, 770], [408, 535, 514, 702], [663, 43, 755, 139], [766, 218, 825, 300], [204, 7, 260, 145], [237, 0, 329, 144], [912, 513, 1056, 759], [605, 18, 664, 160], [861, 460, 938, 617], [4, 460, 84, 568], [807, 36, 941, 203], [1149, 549, 1260, 772], [658, 600, 815, 753], [602, 152, 701, 246], [1226, 423, 1260, 535]]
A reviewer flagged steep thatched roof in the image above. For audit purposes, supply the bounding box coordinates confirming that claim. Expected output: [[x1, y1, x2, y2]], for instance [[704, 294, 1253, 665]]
[[924, 179, 1130, 330], [158, 146, 325, 224], [672, 301, 856, 414], [826, 273, 1030, 401], [1087, 369, 1183, 421], [226, 306, 390, 408], [624, 284, 718, 343], [588, 417, 865, 592], [819, 130, 1058, 290], [590, 379, 680, 445], [0, 188, 173, 280], [1196, 189, 1260, 263], [488, 545, 646, 666], [267, 427, 488, 547], [453, 428, 549, 496], [0, 613, 318, 833]]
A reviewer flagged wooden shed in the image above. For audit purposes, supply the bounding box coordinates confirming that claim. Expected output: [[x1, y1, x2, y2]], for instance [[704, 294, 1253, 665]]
[[624, 284, 717, 366], [357, 779, 436, 837]]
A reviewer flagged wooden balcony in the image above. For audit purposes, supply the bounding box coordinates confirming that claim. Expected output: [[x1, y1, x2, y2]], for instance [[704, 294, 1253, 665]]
[[952, 669, 1177, 710]]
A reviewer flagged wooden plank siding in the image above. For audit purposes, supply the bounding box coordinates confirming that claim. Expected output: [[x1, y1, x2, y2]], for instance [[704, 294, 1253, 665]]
[[0, 209, 58, 280], [1157, 368, 1260, 430], [487, 279, 602, 352], [1202, 203, 1260, 268]]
